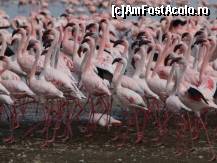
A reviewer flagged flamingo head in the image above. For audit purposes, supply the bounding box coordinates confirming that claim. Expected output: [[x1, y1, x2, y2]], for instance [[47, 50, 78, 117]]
[[131, 53, 141, 69], [85, 23, 98, 33], [42, 29, 55, 47], [138, 39, 151, 47], [174, 42, 188, 55], [77, 44, 88, 57], [12, 28, 23, 37], [113, 40, 125, 48], [83, 32, 98, 40], [41, 49, 48, 56], [162, 32, 170, 43], [39, 10, 50, 18], [131, 40, 140, 50], [193, 30, 207, 44], [113, 39, 129, 50], [27, 39, 39, 51], [164, 53, 182, 66], [46, 20, 54, 29], [64, 22, 76, 31], [134, 47, 140, 54], [193, 38, 207, 46], [136, 31, 147, 40], [182, 32, 192, 44], [207, 36, 217, 49], [169, 18, 187, 31], [60, 13, 69, 20], [112, 57, 122, 64]]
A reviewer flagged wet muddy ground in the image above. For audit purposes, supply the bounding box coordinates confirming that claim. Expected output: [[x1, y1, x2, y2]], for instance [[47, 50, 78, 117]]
[[0, 121, 216, 163]]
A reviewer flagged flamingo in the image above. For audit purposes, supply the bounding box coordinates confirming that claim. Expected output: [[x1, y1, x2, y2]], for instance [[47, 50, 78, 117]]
[[27, 39, 64, 101], [111, 57, 147, 145], [41, 28, 86, 99], [0, 31, 26, 76], [78, 37, 112, 135]]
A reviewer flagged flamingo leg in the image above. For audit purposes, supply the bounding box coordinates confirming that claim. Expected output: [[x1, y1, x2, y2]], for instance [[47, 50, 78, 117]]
[[175, 114, 187, 156], [85, 96, 96, 137], [4, 106, 16, 144], [186, 112, 196, 151], [198, 116, 216, 161], [47, 100, 64, 143]]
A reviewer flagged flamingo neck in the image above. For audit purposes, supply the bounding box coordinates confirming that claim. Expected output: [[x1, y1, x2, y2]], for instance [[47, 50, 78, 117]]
[[23, 33, 31, 53], [45, 31, 59, 69], [80, 51, 89, 72], [83, 41, 96, 73], [175, 63, 187, 93], [17, 33, 27, 57], [30, 22, 37, 39], [145, 50, 155, 79], [50, 31, 60, 68], [63, 30, 71, 43], [165, 63, 175, 94], [193, 45, 199, 70], [79, 23, 85, 42], [133, 48, 146, 78], [114, 60, 127, 88], [29, 46, 41, 80], [185, 43, 192, 61], [97, 25, 108, 60], [122, 42, 129, 58], [38, 28, 43, 43], [152, 46, 165, 76], [72, 28, 79, 59], [198, 45, 206, 68], [199, 43, 216, 82], [163, 18, 170, 33], [0, 35, 7, 56], [113, 63, 122, 87]]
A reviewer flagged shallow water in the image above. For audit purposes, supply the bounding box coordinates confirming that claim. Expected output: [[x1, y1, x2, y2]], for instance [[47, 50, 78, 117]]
[[0, 0, 216, 20], [0, 0, 65, 18]]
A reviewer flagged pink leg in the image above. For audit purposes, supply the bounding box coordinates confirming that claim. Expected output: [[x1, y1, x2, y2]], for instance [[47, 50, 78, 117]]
[[186, 112, 195, 151], [4, 106, 16, 144], [199, 116, 216, 161], [175, 115, 187, 156], [133, 108, 143, 144], [47, 100, 64, 143], [85, 96, 96, 137]]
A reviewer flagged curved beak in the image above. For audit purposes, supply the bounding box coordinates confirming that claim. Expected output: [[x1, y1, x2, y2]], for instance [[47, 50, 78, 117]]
[[27, 40, 38, 50], [113, 40, 124, 47], [134, 47, 140, 54], [77, 45, 88, 57], [12, 29, 21, 37], [112, 57, 122, 64], [84, 32, 98, 39], [131, 40, 139, 49]]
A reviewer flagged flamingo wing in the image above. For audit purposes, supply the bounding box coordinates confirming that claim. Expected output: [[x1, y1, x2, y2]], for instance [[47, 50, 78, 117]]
[[187, 87, 208, 104], [95, 66, 113, 84]]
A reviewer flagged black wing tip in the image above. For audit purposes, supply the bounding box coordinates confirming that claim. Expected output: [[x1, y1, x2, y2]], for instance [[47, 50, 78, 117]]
[[96, 67, 113, 84], [188, 87, 208, 104]]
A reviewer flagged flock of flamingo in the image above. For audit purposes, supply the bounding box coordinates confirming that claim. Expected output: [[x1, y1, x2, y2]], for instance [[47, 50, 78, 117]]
[[0, 0, 217, 161]]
